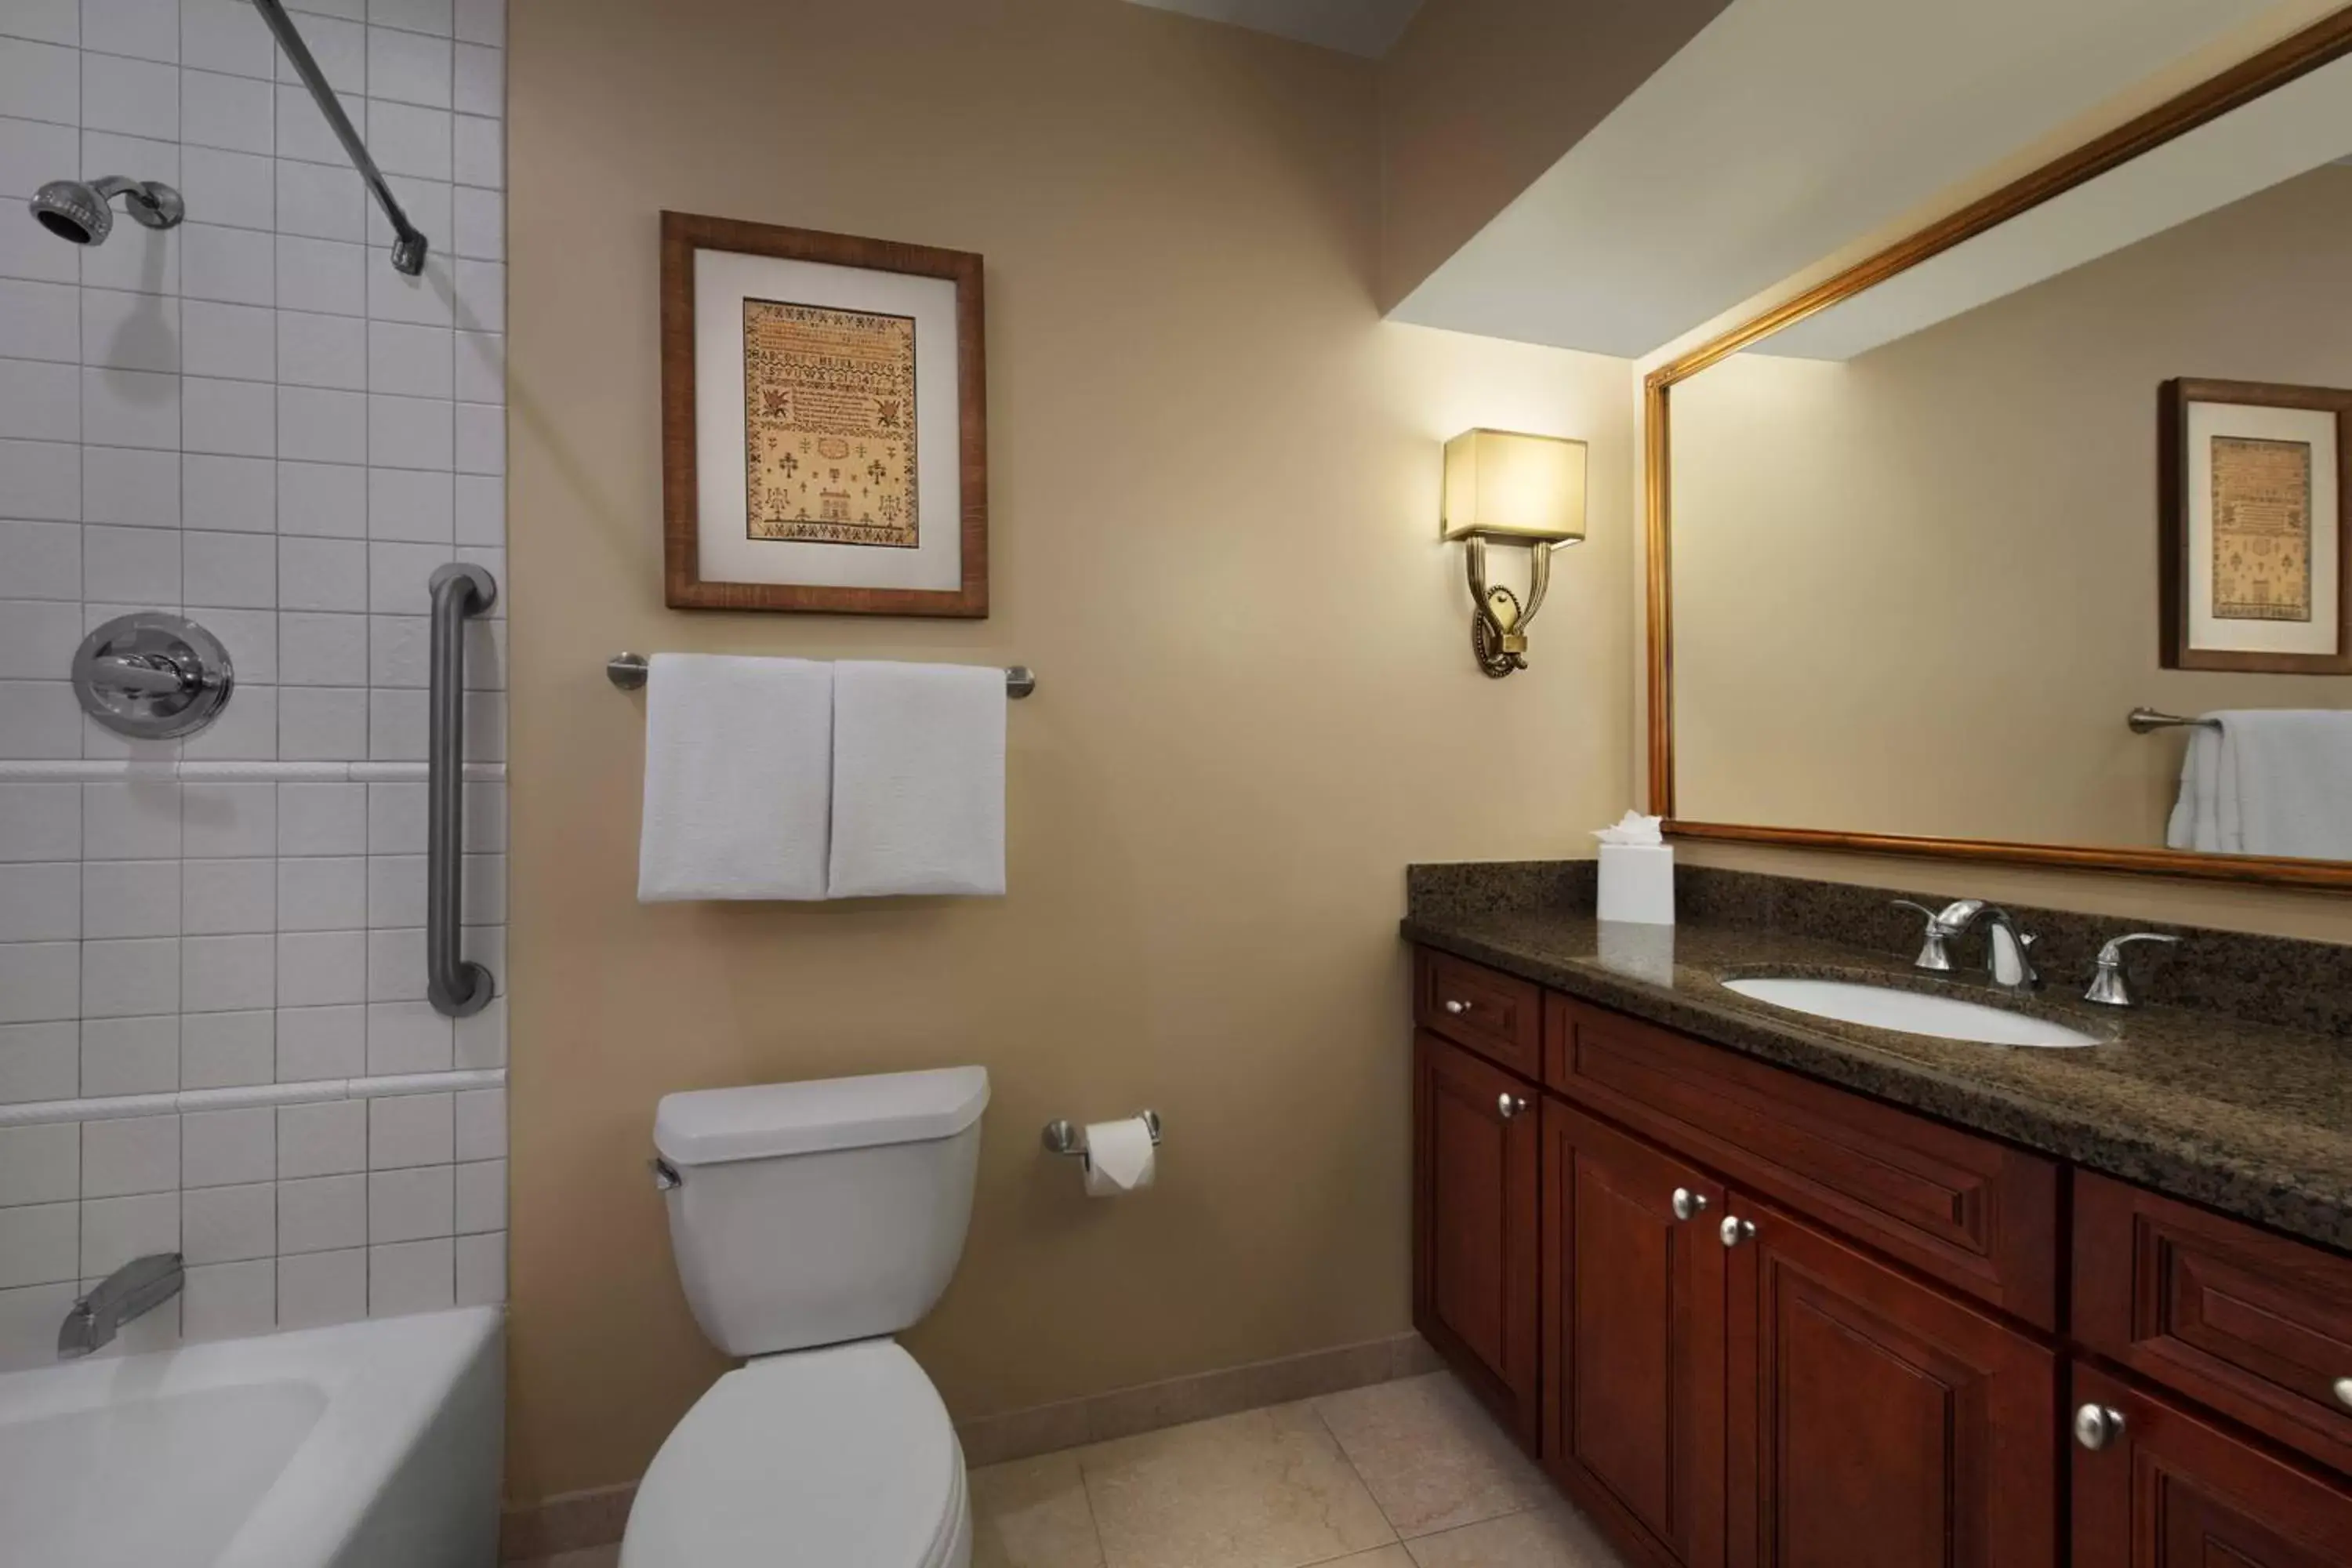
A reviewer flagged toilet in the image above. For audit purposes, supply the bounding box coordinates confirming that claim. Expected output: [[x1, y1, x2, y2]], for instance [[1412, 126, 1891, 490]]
[[620, 1065, 991, 1568]]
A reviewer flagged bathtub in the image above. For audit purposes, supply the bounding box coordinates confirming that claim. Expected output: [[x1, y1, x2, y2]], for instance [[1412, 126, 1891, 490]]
[[0, 1305, 502, 1567]]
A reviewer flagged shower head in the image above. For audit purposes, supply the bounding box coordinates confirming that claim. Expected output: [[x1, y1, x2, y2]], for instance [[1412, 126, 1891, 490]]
[[27, 176, 184, 245]]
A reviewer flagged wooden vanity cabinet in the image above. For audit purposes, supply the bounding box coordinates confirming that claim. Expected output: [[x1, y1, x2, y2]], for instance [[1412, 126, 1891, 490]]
[[1540, 1098, 1727, 1568], [1725, 1192, 2056, 1568], [2074, 1172, 2352, 1476], [1410, 946, 2352, 1568], [2070, 1363, 2352, 1568], [1413, 1029, 1541, 1446]]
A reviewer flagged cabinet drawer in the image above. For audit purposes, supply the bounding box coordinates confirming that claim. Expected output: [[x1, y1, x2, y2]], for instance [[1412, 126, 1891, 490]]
[[1547, 994, 2060, 1329], [1415, 947, 1542, 1080], [2074, 1172, 2352, 1475]]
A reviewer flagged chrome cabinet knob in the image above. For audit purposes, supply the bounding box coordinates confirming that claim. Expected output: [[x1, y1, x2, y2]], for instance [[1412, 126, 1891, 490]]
[[2334, 1376, 2352, 1411], [1495, 1092, 1526, 1120], [2073, 1403, 2125, 1451], [1719, 1215, 1756, 1247], [1671, 1188, 1710, 1221], [1443, 999, 1472, 1016]]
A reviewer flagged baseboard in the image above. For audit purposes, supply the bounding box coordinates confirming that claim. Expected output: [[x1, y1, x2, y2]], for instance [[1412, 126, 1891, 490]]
[[497, 1330, 1441, 1558], [955, 1329, 1443, 1466], [499, 1481, 637, 1563]]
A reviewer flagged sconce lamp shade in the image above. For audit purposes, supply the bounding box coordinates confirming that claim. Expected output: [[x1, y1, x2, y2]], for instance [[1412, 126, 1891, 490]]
[[1439, 429, 1587, 543]]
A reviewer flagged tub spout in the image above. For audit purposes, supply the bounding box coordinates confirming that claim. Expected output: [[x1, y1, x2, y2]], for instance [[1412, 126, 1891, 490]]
[[58, 1252, 183, 1360]]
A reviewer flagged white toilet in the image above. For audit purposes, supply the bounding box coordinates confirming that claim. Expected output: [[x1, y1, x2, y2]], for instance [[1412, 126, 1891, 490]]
[[620, 1065, 991, 1568]]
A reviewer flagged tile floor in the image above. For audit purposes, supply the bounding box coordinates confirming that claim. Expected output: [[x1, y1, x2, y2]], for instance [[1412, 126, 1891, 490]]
[[515, 1371, 1626, 1568]]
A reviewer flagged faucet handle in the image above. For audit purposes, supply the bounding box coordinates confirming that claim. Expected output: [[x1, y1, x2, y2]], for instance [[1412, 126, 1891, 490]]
[[1892, 900, 1961, 971], [2083, 934, 2181, 1009]]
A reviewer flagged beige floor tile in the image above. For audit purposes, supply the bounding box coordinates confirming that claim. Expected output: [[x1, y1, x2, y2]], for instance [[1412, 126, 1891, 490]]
[[1078, 1399, 1399, 1568], [1315, 1372, 1553, 1537], [972, 1450, 1106, 1568], [1403, 1504, 1627, 1568], [1320, 1551, 1417, 1567]]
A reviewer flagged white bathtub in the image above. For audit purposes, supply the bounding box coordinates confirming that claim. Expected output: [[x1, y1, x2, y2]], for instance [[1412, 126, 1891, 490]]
[[0, 1306, 502, 1568]]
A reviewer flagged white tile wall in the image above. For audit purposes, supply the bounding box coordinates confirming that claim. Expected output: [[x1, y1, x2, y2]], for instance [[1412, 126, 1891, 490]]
[[0, 0, 504, 1369]]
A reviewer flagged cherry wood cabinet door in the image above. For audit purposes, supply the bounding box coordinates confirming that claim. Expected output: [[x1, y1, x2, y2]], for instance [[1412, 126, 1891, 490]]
[[1414, 1029, 1541, 1446], [1723, 1195, 2057, 1568], [2071, 1363, 2352, 1568], [1541, 1098, 1727, 1568]]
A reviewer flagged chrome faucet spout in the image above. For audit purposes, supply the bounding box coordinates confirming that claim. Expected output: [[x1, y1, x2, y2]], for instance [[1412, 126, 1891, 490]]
[[1974, 907, 2041, 991], [57, 1252, 182, 1360]]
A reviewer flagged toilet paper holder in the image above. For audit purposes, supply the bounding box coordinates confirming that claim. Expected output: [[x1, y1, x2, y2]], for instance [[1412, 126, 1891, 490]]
[[1041, 1110, 1162, 1163]]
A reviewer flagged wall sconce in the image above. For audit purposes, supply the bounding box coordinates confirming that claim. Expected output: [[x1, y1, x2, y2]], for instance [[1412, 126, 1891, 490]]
[[1440, 428, 1587, 677]]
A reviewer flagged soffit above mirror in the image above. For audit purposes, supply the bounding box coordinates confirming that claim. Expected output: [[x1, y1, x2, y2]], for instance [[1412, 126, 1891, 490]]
[[1389, 0, 2311, 358]]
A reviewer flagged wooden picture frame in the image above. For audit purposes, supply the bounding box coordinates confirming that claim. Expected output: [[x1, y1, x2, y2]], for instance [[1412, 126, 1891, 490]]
[[2160, 377, 2352, 675], [659, 211, 989, 617], [1641, 5, 2352, 891]]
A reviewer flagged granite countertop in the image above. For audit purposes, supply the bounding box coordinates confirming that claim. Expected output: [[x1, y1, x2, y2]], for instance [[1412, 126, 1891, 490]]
[[1402, 909, 2352, 1253]]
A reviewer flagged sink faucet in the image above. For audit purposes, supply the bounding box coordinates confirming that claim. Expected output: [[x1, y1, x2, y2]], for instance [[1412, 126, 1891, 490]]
[[58, 1252, 182, 1360], [1892, 899, 2038, 990]]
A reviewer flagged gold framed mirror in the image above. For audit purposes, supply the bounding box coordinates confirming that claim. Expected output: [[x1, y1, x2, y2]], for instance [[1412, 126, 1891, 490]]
[[1645, 6, 2352, 891]]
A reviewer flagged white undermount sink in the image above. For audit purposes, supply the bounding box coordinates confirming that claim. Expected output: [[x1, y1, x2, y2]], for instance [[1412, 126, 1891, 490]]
[[1719, 975, 2103, 1049]]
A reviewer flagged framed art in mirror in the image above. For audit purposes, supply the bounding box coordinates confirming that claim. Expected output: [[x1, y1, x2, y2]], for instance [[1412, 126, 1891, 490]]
[[2161, 377, 2352, 675], [659, 210, 989, 617], [1644, 6, 2352, 890]]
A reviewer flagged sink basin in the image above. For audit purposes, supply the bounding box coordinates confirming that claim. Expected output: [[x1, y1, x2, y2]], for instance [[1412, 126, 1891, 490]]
[[1719, 976, 2102, 1049]]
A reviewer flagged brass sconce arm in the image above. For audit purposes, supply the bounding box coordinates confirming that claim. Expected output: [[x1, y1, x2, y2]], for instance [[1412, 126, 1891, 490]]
[[1466, 535, 1555, 678]]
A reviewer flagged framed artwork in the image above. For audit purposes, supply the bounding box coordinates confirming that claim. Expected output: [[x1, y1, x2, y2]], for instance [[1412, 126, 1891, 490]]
[[659, 211, 989, 616], [2161, 377, 2352, 673]]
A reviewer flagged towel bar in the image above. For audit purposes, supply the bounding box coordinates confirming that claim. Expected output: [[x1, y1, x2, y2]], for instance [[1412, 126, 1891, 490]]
[[606, 652, 1034, 697], [2127, 707, 2221, 734]]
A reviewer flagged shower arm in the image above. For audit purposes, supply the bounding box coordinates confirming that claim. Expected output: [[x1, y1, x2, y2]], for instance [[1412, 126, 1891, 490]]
[[249, 0, 428, 276]]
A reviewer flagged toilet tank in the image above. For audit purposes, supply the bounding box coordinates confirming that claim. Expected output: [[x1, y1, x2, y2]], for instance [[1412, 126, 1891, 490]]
[[652, 1067, 989, 1358]]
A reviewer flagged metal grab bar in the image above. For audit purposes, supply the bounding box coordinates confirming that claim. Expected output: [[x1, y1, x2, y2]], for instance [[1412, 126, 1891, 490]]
[[428, 564, 497, 1018], [250, 0, 429, 277]]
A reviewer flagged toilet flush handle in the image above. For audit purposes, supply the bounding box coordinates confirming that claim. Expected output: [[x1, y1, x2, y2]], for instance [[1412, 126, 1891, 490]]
[[650, 1156, 683, 1192]]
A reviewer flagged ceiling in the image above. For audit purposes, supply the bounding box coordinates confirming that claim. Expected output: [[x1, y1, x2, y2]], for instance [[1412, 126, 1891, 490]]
[[1123, 0, 1425, 57], [1388, 0, 2308, 358]]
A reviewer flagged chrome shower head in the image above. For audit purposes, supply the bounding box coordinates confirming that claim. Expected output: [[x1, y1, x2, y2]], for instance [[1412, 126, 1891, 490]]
[[27, 176, 184, 245]]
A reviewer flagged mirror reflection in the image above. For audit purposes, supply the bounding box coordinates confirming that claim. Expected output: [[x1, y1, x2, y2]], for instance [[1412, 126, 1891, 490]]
[[1668, 49, 2352, 862]]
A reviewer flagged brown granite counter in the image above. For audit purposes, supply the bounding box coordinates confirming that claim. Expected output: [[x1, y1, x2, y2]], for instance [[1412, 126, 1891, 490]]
[[1401, 908, 2352, 1254]]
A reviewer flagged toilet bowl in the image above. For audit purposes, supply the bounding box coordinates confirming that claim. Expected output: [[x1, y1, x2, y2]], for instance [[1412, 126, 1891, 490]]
[[620, 1065, 989, 1568]]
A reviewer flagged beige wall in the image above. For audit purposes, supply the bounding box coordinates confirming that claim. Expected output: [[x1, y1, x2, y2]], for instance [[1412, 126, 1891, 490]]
[[1375, 0, 1727, 313], [1669, 166, 2352, 851], [506, 0, 1634, 1504]]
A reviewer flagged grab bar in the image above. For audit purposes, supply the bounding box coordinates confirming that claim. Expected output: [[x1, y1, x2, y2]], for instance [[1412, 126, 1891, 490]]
[[250, 0, 428, 276], [428, 564, 497, 1018]]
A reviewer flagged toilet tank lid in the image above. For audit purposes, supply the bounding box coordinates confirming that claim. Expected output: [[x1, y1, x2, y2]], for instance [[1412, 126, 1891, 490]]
[[654, 1066, 990, 1165]]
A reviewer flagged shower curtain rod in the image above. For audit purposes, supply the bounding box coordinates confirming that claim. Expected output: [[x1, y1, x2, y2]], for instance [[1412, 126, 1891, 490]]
[[250, 0, 429, 276]]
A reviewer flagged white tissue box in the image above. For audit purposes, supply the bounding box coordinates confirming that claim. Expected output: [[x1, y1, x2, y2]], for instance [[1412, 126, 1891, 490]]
[[1597, 843, 1674, 925]]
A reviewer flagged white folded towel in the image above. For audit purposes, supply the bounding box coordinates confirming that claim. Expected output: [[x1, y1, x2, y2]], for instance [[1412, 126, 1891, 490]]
[[828, 661, 1006, 898], [2224, 710, 2352, 859], [2167, 710, 2352, 859], [637, 653, 833, 902], [2165, 724, 2234, 854]]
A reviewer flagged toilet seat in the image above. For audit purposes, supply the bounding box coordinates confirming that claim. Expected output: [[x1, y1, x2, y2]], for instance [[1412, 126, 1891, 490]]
[[620, 1338, 970, 1568]]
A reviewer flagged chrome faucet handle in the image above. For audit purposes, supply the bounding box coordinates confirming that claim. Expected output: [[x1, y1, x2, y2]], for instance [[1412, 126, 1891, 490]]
[[2083, 933, 2181, 1009], [1892, 899, 1980, 972]]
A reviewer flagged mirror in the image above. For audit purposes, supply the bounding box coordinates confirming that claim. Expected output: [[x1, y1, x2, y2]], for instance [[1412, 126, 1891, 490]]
[[1653, 16, 2352, 885]]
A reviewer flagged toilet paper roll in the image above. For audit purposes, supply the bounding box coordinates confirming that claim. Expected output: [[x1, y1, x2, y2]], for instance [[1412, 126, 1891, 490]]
[[1082, 1117, 1156, 1197]]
